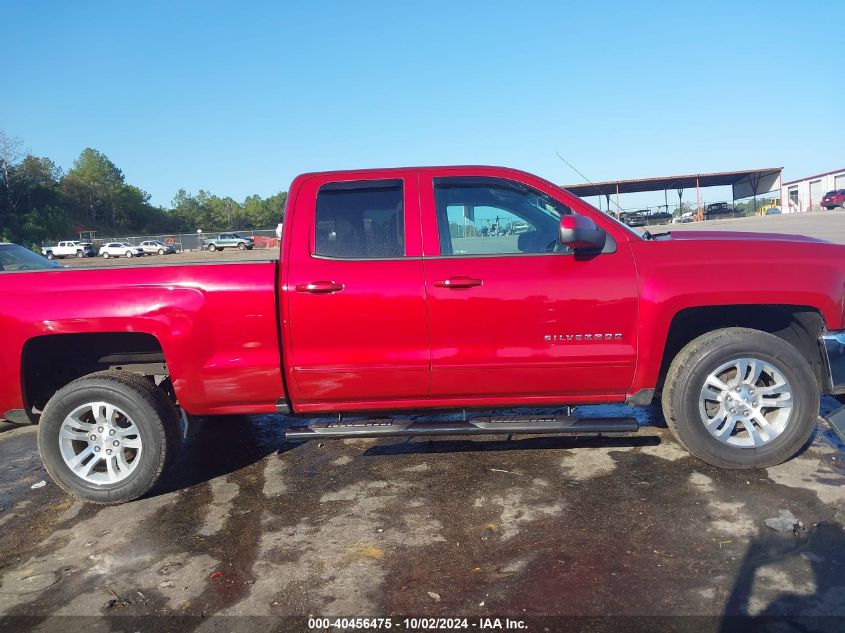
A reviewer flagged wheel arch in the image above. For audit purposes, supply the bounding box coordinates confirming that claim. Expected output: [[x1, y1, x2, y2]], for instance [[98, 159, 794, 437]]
[[655, 304, 826, 395], [21, 332, 172, 421]]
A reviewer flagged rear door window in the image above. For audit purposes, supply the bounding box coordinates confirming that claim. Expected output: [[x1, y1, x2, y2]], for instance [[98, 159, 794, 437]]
[[315, 180, 404, 258]]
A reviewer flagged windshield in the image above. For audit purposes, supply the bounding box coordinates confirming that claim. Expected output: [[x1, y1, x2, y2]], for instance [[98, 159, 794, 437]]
[[0, 244, 63, 271]]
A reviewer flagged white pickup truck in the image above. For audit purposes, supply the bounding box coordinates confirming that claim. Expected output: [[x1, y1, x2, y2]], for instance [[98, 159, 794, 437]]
[[42, 241, 97, 259]]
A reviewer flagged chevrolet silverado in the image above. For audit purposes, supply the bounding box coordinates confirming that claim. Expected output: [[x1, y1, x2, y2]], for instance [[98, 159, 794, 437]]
[[2, 166, 845, 504]]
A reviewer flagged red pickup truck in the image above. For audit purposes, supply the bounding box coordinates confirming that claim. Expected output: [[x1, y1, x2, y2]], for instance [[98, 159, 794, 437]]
[[3, 166, 845, 504]]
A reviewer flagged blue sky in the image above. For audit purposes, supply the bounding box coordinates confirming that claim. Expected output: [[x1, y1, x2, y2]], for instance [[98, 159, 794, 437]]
[[1, 0, 842, 210]]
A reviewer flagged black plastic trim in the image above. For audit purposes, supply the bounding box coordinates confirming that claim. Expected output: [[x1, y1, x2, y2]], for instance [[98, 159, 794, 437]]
[[625, 388, 655, 407], [3, 409, 31, 425], [286, 415, 638, 440]]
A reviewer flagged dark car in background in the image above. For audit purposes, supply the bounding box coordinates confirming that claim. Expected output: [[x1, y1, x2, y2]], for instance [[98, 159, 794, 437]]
[[705, 202, 737, 220], [619, 211, 645, 227], [640, 210, 673, 226], [822, 190, 845, 210]]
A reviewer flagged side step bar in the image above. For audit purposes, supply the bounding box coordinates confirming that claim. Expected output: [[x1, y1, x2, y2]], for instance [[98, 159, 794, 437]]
[[285, 415, 639, 441]]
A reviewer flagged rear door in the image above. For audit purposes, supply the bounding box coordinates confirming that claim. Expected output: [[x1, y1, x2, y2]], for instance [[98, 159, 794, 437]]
[[419, 170, 639, 402], [283, 171, 429, 409]]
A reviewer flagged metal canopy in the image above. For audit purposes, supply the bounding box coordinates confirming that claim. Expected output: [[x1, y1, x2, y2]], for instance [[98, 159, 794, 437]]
[[563, 167, 782, 200]]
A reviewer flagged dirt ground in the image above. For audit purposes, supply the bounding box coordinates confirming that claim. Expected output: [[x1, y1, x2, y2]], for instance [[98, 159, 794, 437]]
[[2, 211, 845, 630], [1, 404, 844, 631]]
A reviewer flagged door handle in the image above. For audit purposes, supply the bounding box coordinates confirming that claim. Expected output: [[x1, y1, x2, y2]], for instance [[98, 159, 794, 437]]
[[295, 281, 344, 294], [433, 276, 483, 289]]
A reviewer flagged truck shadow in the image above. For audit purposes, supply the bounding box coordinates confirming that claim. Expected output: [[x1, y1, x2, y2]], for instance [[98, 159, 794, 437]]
[[152, 414, 299, 496], [364, 433, 660, 456], [151, 411, 661, 493], [720, 521, 845, 628]]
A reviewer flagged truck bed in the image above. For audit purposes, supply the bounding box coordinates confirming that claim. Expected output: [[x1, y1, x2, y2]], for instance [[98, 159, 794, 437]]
[[0, 261, 286, 417]]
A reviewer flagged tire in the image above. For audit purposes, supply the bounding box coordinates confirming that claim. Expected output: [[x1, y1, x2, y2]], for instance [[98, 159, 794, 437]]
[[125, 251, 133, 258], [76, 250, 84, 258], [158, 248, 165, 255], [103, 252, 110, 259], [46, 251, 54, 260], [238, 242, 246, 250], [208, 244, 217, 252], [37, 371, 180, 504], [661, 327, 818, 469]]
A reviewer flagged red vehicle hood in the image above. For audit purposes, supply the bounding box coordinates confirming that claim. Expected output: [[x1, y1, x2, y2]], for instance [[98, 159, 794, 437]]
[[666, 230, 828, 244]]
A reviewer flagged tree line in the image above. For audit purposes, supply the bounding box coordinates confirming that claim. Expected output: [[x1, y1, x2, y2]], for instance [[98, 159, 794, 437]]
[[0, 130, 286, 248]]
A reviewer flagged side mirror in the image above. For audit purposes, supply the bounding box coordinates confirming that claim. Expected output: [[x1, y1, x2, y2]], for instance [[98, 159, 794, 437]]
[[560, 215, 607, 252]]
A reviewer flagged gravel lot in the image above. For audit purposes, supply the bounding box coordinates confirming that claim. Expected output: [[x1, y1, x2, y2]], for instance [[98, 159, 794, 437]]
[[660, 210, 845, 244], [2, 211, 845, 629]]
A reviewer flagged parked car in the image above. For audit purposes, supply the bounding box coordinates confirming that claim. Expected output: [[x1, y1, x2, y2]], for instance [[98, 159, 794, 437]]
[[705, 202, 737, 220], [42, 240, 97, 259], [619, 211, 645, 227], [4, 165, 845, 504], [821, 190, 845, 210], [640, 210, 673, 226], [0, 243, 63, 271], [203, 232, 255, 251], [99, 242, 145, 259], [138, 240, 177, 255]]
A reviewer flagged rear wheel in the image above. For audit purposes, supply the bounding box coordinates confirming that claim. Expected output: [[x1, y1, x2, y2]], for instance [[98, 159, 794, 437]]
[[103, 252, 110, 259], [37, 371, 180, 504], [662, 328, 818, 469]]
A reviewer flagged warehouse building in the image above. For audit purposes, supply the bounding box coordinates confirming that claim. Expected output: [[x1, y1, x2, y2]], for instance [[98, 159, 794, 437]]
[[782, 168, 845, 213]]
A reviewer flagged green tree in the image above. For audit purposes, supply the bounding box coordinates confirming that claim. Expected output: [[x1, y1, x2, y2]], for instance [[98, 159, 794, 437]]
[[61, 148, 126, 227], [0, 129, 288, 245]]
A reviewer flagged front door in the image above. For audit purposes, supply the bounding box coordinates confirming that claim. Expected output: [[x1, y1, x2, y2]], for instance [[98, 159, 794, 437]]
[[420, 172, 639, 401], [284, 171, 429, 409]]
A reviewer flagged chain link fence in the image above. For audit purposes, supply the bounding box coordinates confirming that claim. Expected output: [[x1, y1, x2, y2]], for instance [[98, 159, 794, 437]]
[[92, 228, 280, 252]]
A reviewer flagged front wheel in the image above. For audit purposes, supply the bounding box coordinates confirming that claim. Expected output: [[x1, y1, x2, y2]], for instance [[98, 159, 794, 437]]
[[46, 251, 55, 260], [237, 242, 246, 250], [76, 250, 84, 258], [125, 251, 133, 258], [37, 371, 180, 504], [207, 244, 217, 252], [662, 327, 818, 469], [158, 248, 165, 255]]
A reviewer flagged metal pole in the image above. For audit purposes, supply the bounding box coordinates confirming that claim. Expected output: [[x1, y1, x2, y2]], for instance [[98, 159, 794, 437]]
[[616, 183, 620, 218], [696, 177, 701, 216]]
